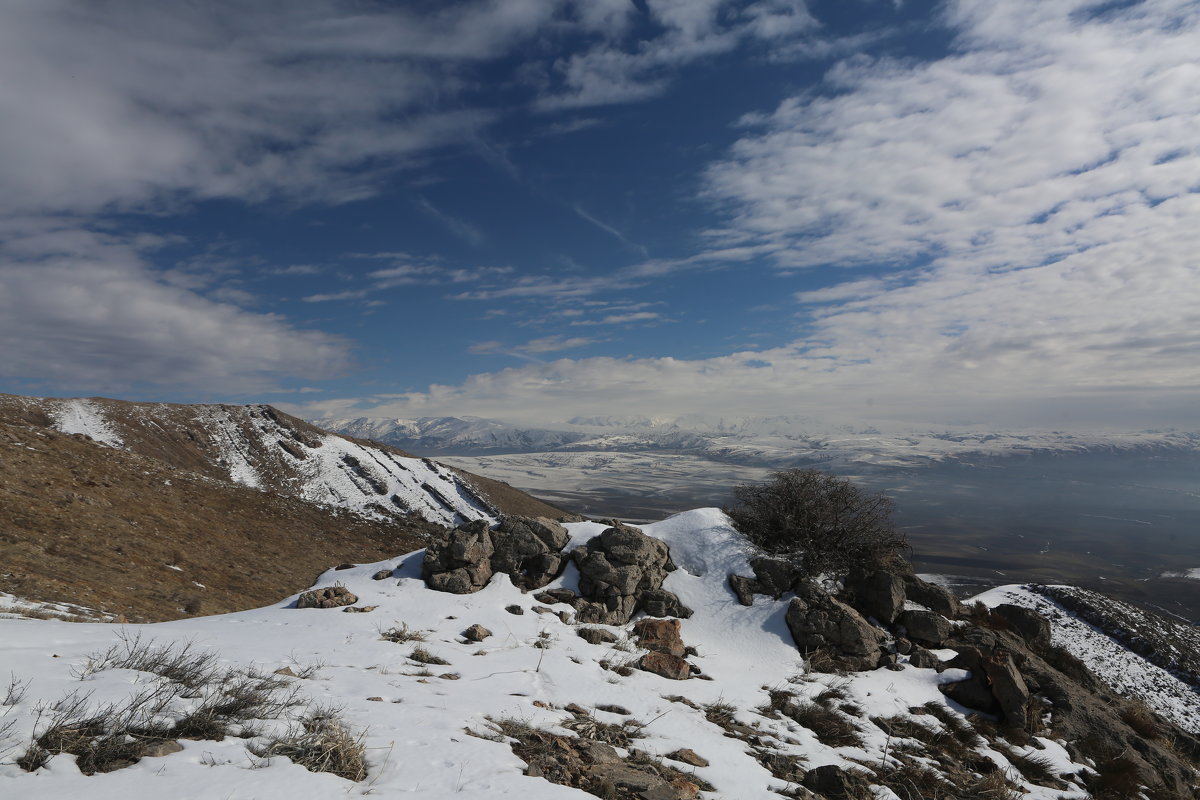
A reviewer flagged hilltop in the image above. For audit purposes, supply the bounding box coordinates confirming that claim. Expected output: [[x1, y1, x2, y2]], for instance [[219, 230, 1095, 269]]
[[0, 394, 565, 622]]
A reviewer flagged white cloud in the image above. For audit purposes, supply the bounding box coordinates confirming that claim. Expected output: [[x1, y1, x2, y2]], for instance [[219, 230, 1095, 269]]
[[0, 221, 351, 392], [292, 0, 1200, 431]]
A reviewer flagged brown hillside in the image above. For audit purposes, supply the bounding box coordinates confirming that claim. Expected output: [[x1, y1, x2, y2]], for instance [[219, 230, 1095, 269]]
[[0, 394, 571, 622]]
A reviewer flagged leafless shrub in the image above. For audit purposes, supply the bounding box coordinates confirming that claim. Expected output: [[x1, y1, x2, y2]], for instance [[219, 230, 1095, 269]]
[[76, 633, 220, 689], [3, 674, 29, 707], [1119, 700, 1162, 739], [704, 700, 738, 728], [562, 714, 644, 748], [994, 742, 1063, 787], [917, 701, 985, 748], [724, 468, 906, 577], [174, 668, 301, 741], [253, 706, 367, 781]]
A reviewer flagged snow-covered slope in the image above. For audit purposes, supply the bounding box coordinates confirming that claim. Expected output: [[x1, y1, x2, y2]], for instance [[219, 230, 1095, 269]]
[[7, 395, 499, 527], [974, 584, 1200, 734], [3, 510, 1190, 798]]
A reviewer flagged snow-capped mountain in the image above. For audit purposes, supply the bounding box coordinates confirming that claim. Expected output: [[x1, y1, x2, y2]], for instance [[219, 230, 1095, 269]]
[[314, 413, 1200, 468]]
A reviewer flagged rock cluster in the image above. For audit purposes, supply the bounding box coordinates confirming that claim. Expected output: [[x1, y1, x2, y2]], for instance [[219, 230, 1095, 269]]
[[424, 518, 691, 625], [572, 522, 690, 625], [422, 516, 570, 594], [295, 585, 358, 609]]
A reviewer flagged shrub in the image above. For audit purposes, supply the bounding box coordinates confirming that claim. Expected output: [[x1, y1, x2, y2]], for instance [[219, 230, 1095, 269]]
[[253, 706, 367, 781], [724, 469, 906, 576]]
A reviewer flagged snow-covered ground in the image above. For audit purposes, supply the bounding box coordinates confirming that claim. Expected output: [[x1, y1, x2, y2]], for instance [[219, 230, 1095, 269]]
[[0, 510, 1108, 799]]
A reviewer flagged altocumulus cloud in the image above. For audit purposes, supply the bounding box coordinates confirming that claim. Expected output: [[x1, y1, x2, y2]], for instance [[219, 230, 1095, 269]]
[[297, 0, 1200, 430]]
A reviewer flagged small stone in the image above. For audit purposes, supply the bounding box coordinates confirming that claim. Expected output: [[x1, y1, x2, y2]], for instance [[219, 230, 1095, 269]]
[[670, 777, 702, 799], [565, 703, 589, 716], [342, 605, 378, 613], [439, 673, 461, 680], [577, 627, 619, 645], [505, 604, 524, 615], [366, 696, 384, 702], [532, 605, 554, 615], [371, 569, 393, 580], [526, 764, 544, 778], [909, 647, 940, 669], [334, 563, 355, 570], [273, 666, 298, 677], [462, 624, 492, 642], [595, 704, 631, 715], [667, 748, 709, 767]]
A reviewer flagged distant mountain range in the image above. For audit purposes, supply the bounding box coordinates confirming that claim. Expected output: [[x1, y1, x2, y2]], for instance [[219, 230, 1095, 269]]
[[314, 413, 1200, 468]]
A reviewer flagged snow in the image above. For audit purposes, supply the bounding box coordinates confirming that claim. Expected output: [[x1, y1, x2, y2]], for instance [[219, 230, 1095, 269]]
[[1161, 567, 1200, 580], [0, 512, 1113, 798], [50, 399, 123, 448]]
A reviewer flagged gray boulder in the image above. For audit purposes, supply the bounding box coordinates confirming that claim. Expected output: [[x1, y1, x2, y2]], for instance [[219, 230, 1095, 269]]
[[422, 519, 495, 594], [898, 609, 953, 647], [902, 573, 961, 617], [785, 581, 886, 671], [572, 523, 689, 625], [296, 585, 358, 609], [727, 556, 803, 606], [843, 566, 906, 624], [992, 603, 1051, 649], [489, 516, 570, 589]]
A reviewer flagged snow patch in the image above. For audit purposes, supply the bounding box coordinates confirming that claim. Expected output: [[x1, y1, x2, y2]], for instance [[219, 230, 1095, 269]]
[[50, 399, 123, 447]]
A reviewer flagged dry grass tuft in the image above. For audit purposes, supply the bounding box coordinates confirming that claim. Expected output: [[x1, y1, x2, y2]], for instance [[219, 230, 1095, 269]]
[[253, 706, 367, 781], [380, 622, 427, 644], [408, 646, 450, 666]]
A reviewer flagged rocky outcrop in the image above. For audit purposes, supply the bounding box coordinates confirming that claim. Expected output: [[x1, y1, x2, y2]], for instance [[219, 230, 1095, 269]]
[[572, 523, 690, 625], [422, 519, 495, 593], [423, 516, 570, 593], [785, 581, 886, 671], [296, 585, 358, 609], [901, 572, 961, 617], [843, 565, 906, 624], [991, 603, 1050, 648]]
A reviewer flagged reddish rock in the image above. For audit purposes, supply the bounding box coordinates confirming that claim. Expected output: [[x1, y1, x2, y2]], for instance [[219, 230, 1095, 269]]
[[638, 651, 691, 680], [633, 617, 686, 657]]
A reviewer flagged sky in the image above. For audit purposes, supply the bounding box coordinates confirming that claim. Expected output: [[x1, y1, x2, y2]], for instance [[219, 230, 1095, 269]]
[[1, 0, 1198, 431]]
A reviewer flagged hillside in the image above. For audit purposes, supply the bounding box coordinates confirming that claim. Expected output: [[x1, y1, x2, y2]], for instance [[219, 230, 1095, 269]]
[[0, 510, 1196, 798], [0, 394, 566, 622]]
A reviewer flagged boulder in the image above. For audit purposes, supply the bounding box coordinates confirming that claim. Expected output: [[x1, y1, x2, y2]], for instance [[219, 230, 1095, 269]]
[[422, 519, 495, 594], [991, 603, 1051, 649], [577, 627, 619, 645], [667, 748, 709, 768], [489, 516, 571, 589], [843, 566, 906, 624], [909, 646, 940, 669], [726, 556, 803, 606], [572, 523, 689, 625], [983, 650, 1033, 730], [639, 588, 692, 619], [296, 585, 358, 609], [898, 610, 952, 647], [633, 618, 686, 657], [785, 581, 886, 671], [802, 765, 873, 799], [638, 651, 691, 680], [902, 573, 962, 617]]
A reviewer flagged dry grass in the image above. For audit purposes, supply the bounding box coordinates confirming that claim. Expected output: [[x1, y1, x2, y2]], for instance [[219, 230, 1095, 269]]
[[561, 714, 644, 748], [379, 622, 428, 644], [784, 700, 862, 748], [253, 706, 367, 781], [408, 646, 450, 666]]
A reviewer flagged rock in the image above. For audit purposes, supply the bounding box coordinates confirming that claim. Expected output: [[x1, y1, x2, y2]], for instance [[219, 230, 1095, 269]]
[[140, 739, 183, 758], [983, 650, 1032, 730], [489, 516, 571, 589], [577, 627, 619, 645], [726, 556, 803, 606], [534, 587, 578, 605], [462, 624, 492, 642], [898, 610, 952, 647], [576, 739, 622, 765], [296, 585, 358, 609], [366, 696, 384, 702], [728, 574, 757, 606], [371, 569, 393, 580], [572, 523, 686, 625], [843, 566, 906, 624], [586, 763, 674, 797], [909, 646, 940, 669], [895, 637, 913, 655], [422, 519, 495, 594], [639, 589, 693, 619], [667, 748, 709, 767], [902, 573, 962, 617], [802, 764, 873, 799], [273, 666, 298, 677], [505, 604, 524, 615], [638, 651, 692, 680], [992, 603, 1051, 648], [940, 647, 1002, 714], [342, 605, 378, 613], [633, 618, 686, 657], [784, 581, 886, 671]]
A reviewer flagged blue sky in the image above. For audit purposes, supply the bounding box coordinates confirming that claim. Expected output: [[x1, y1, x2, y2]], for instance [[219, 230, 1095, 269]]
[[1, 0, 1198, 430]]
